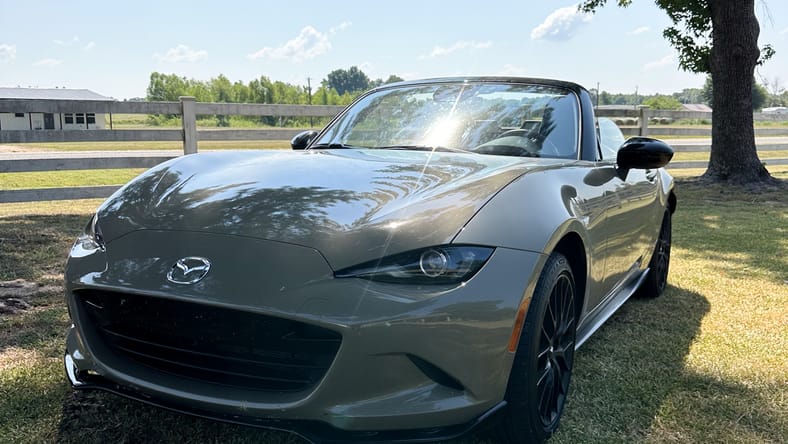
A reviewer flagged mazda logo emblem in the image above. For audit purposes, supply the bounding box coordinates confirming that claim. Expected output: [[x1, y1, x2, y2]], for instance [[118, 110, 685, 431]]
[[167, 257, 211, 285]]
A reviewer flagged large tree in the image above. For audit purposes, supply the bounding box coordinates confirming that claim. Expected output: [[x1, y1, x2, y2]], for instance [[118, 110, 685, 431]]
[[581, 0, 776, 184], [325, 66, 371, 96]]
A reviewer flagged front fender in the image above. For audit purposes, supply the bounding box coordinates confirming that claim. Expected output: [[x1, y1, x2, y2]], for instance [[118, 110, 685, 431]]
[[452, 167, 593, 256]]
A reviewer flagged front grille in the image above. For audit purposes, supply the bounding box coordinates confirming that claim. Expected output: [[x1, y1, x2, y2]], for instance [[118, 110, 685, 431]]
[[77, 290, 342, 393]]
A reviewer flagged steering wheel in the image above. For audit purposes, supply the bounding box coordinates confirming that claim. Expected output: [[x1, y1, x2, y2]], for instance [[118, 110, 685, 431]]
[[471, 134, 541, 157]]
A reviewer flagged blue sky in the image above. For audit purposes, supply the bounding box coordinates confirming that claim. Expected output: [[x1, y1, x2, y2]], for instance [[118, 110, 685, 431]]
[[1, 1, 787, 100]]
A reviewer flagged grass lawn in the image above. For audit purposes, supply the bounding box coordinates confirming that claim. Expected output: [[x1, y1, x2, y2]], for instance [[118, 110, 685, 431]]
[[0, 173, 786, 443], [672, 149, 788, 162]]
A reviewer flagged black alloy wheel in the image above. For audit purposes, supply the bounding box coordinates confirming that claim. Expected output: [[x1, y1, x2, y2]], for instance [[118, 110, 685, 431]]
[[499, 252, 576, 443], [637, 210, 672, 298]]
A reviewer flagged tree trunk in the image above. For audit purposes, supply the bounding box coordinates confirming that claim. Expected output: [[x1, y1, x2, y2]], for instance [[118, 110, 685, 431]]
[[703, 0, 774, 184]]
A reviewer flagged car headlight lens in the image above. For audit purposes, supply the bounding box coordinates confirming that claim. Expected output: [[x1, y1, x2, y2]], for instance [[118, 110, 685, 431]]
[[77, 214, 105, 251], [335, 245, 494, 284]]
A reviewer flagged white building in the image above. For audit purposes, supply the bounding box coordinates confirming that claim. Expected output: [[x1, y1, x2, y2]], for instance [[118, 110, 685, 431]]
[[0, 87, 113, 131]]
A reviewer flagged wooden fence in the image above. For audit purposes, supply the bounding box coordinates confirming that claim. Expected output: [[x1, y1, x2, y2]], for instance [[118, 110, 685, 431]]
[[1, 98, 787, 203]]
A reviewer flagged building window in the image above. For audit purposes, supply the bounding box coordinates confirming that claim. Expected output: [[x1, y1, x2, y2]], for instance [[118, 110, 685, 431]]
[[87, 113, 96, 124], [76, 113, 85, 124], [15, 113, 24, 118], [64, 113, 74, 124]]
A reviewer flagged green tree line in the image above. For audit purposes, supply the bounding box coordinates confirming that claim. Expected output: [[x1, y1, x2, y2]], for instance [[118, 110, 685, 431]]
[[591, 75, 787, 111], [145, 67, 403, 127]]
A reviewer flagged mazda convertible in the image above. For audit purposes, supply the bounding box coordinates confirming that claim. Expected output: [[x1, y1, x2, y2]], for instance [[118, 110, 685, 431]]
[[64, 77, 675, 443]]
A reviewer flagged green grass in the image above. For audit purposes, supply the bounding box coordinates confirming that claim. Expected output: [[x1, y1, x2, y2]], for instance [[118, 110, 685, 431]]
[[1, 177, 786, 443], [0, 169, 146, 190], [672, 149, 788, 162]]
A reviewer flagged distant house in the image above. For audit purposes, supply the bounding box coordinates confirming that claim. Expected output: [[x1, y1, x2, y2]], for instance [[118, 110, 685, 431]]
[[762, 106, 788, 114], [0, 87, 113, 131], [681, 104, 712, 112]]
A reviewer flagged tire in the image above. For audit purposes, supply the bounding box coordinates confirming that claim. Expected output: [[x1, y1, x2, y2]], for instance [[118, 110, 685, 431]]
[[499, 252, 577, 443], [636, 210, 672, 298]]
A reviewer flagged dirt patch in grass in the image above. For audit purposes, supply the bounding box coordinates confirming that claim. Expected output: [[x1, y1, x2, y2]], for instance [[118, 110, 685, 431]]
[[0, 279, 60, 315]]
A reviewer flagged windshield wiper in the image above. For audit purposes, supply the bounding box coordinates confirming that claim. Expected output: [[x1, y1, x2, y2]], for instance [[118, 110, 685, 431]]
[[375, 145, 470, 153], [309, 143, 356, 149]]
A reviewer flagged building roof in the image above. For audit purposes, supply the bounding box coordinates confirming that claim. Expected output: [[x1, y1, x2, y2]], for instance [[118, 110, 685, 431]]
[[681, 103, 712, 112], [0, 87, 113, 101]]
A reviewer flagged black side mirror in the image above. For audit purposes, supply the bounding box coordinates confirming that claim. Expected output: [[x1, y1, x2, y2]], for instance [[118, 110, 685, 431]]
[[617, 137, 674, 169], [291, 130, 318, 150]]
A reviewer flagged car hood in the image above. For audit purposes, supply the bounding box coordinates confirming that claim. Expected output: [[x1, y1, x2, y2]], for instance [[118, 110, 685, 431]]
[[99, 149, 548, 270]]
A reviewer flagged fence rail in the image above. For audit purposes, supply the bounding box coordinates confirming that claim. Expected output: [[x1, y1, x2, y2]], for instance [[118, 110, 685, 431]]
[[2, 98, 787, 203]]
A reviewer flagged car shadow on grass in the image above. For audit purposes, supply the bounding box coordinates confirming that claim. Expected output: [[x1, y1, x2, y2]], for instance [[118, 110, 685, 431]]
[[544, 284, 708, 443]]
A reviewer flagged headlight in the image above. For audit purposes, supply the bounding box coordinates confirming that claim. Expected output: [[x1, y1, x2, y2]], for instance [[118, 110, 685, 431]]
[[76, 214, 105, 251], [335, 245, 494, 284]]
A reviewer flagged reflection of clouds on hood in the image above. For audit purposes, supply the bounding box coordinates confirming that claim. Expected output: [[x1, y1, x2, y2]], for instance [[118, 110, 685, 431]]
[[531, 4, 593, 41]]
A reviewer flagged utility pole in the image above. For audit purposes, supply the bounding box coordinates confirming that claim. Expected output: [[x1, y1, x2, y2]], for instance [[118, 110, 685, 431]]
[[307, 77, 313, 127], [596, 82, 600, 109]]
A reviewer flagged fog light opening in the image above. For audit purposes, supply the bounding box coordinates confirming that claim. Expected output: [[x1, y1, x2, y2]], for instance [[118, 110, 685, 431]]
[[407, 354, 464, 391]]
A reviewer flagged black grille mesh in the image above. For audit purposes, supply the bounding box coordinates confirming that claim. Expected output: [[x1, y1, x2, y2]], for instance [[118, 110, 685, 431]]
[[78, 290, 341, 392]]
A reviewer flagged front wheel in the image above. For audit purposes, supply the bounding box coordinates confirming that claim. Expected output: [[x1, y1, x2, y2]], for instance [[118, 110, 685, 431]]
[[499, 252, 576, 443]]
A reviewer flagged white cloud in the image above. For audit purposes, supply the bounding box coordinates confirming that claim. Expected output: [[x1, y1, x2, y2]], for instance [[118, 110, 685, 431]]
[[628, 26, 649, 35], [330, 21, 352, 34], [781, 27, 788, 35], [54, 36, 80, 46], [643, 54, 675, 71], [154, 44, 208, 63], [497, 64, 529, 77], [33, 58, 63, 67], [0, 44, 16, 63], [531, 4, 593, 41], [83, 41, 96, 51], [247, 26, 331, 62], [422, 40, 493, 58]]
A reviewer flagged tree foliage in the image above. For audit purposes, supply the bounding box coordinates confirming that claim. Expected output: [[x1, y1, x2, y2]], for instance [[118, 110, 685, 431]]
[[325, 66, 371, 95], [581, 0, 777, 184], [579, 1, 773, 74], [700, 75, 768, 110], [144, 67, 404, 128], [642, 95, 683, 110]]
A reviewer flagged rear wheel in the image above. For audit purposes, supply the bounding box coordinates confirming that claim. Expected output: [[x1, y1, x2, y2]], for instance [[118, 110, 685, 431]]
[[637, 210, 672, 298], [499, 252, 576, 443]]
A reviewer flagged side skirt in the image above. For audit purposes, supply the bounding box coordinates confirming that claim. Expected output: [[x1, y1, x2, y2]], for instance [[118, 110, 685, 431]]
[[574, 268, 649, 349]]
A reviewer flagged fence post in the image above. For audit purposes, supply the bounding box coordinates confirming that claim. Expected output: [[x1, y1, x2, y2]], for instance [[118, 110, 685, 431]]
[[180, 96, 198, 154], [638, 106, 650, 137]]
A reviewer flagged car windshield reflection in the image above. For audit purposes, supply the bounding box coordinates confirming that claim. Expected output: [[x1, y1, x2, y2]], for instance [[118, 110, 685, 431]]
[[314, 81, 580, 159]]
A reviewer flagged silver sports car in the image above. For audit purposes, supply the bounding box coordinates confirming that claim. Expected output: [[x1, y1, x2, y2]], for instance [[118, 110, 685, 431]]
[[64, 77, 675, 443]]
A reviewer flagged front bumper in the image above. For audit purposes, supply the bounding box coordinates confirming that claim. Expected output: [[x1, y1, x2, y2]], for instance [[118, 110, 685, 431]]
[[65, 350, 505, 443], [64, 231, 544, 441]]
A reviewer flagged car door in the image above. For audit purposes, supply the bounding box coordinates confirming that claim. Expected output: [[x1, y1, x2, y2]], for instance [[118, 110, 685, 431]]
[[595, 119, 661, 296]]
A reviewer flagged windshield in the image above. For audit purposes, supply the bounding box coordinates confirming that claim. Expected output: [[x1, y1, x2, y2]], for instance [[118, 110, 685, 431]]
[[314, 81, 580, 159]]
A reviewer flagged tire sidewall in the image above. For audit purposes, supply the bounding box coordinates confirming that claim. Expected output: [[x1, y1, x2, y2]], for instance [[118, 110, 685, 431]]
[[500, 252, 576, 443]]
